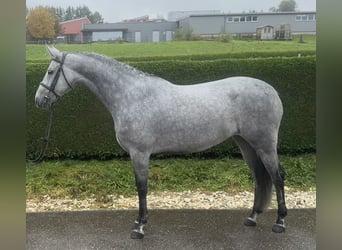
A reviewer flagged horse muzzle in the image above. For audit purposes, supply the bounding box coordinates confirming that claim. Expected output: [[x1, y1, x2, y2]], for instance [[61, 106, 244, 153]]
[[35, 95, 52, 109]]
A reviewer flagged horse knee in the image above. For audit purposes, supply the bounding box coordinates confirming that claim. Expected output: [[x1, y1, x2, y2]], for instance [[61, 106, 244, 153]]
[[135, 175, 148, 190]]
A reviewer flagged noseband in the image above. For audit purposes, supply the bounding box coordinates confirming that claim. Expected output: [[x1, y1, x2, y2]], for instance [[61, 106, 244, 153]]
[[39, 53, 73, 99]]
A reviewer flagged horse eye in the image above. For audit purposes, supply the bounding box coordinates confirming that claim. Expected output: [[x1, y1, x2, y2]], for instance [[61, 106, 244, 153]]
[[48, 69, 54, 74]]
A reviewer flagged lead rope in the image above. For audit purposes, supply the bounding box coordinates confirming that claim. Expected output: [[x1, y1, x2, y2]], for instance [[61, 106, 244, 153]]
[[27, 104, 54, 164]]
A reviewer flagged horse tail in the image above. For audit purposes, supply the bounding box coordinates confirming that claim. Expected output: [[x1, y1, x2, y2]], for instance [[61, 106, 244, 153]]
[[252, 156, 273, 213]]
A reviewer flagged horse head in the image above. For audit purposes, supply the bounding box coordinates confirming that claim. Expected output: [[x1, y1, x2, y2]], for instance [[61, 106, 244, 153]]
[[35, 46, 76, 109]]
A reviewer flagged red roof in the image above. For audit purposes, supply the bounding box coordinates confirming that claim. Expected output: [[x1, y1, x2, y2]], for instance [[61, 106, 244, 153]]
[[60, 17, 91, 35]]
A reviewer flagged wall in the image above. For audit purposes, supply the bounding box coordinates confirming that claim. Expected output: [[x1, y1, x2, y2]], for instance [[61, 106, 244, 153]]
[[189, 16, 225, 35], [185, 12, 316, 35], [82, 22, 178, 43]]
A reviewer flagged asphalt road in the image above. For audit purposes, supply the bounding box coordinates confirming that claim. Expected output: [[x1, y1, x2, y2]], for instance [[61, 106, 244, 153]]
[[27, 209, 315, 250]]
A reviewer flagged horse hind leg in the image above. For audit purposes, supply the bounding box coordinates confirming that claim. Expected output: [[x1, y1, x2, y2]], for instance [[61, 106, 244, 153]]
[[233, 136, 273, 227], [257, 146, 287, 233]]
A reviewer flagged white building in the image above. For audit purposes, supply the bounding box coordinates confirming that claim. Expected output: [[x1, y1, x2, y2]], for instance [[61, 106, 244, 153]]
[[82, 11, 316, 43], [179, 11, 316, 36]]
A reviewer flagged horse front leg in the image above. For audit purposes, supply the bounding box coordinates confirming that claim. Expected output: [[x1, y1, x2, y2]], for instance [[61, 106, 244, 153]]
[[130, 151, 150, 239]]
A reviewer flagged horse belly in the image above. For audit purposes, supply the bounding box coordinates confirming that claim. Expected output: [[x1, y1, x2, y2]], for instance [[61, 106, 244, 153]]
[[157, 133, 229, 154], [152, 111, 237, 154]]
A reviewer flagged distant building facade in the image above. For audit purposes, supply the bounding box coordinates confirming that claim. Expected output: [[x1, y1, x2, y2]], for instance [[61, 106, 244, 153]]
[[179, 11, 316, 37], [82, 21, 178, 43], [60, 17, 91, 43], [81, 11, 316, 43]]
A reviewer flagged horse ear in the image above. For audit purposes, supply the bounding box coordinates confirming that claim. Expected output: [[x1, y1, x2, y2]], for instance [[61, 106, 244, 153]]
[[46, 45, 62, 60]]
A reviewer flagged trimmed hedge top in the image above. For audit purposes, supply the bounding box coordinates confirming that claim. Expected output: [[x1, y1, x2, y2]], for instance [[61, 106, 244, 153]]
[[26, 50, 316, 64]]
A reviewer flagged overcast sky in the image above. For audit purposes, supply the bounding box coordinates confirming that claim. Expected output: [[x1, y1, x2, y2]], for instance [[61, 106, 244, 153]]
[[26, 0, 316, 23]]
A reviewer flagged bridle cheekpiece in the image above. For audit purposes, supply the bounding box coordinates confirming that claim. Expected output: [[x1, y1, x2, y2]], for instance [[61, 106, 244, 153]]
[[39, 53, 73, 100]]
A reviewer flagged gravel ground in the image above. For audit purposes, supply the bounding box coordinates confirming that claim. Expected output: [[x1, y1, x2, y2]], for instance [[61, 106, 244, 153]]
[[26, 187, 315, 212]]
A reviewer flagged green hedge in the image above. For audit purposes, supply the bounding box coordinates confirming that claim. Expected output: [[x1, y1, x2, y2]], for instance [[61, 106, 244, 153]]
[[26, 56, 315, 159]]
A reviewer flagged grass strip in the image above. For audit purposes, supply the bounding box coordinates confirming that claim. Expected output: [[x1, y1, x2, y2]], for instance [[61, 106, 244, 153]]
[[26, 154, 315, 202]]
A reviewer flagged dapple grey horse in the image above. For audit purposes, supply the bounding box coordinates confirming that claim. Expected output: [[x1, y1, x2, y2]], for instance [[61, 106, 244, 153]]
[[35, 46, 287, 239]]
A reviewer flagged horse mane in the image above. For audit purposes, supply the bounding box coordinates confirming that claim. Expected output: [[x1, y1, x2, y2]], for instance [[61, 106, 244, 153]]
[[78, 52, 153, 78]]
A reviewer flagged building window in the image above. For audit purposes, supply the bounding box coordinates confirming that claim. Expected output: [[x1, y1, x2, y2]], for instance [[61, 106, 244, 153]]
[[308, 14, 315, 21], [227, 15, 258, 23], [233, 17, 240, 22], [296, 14, 316, 21]]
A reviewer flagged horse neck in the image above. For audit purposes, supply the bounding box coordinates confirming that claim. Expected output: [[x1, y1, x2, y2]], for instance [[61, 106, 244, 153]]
[[70, 53, 148, 114]]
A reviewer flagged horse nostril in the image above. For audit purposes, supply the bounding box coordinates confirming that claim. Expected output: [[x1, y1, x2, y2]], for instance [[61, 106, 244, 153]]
[[36, 98, 43, 108]]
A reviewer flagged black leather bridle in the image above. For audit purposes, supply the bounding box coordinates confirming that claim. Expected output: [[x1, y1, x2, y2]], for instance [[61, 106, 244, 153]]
[[28, 53, 73, 163], [39, 53, 73, 100]]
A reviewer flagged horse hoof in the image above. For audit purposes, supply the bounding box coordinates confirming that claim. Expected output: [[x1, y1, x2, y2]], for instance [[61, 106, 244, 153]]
[[244, 218, 257, 227], [131, 230, 144, 239], [272, 224, 286, 233]]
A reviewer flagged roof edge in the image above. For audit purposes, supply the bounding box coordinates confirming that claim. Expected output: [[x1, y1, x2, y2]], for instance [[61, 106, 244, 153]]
[[187, 10, 316, 18], [60, 17, 91, 24]]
